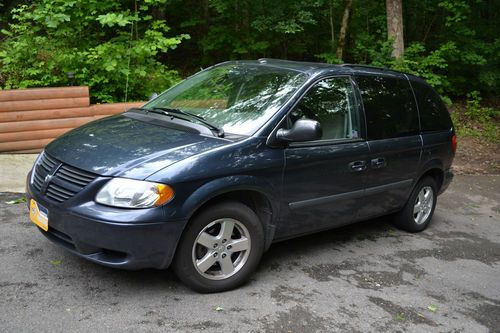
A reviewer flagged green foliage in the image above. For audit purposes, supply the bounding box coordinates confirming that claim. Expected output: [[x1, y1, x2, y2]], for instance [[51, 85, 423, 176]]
[[5, 196, 27, 204], [191, 0, 323, 61], [349, 1, 390, 64], [0, 0, 499, 104], [388, 42, 457, 95], [451, 92, 499, 143], [315, 53, 342, 64], [168, 0, 499, 99], [394, 313, 405, 321], [465, 91, 497, 122], [0, 0, 189, 102]]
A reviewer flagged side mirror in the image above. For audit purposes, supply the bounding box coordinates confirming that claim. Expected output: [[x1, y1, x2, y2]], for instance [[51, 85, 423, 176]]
[[276, 119, 322, 142], [149, 92, 159, 101]]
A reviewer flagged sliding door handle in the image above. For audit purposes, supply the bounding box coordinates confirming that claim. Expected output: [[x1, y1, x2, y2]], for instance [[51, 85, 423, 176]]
[[371, 157, 386, 169]]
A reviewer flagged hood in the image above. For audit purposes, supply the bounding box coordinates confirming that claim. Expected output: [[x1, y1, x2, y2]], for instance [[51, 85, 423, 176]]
[[45, 114, 228, 179]]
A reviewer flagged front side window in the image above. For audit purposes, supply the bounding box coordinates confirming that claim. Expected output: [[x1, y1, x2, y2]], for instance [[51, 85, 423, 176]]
[[287, 76, 360, 140], [356, 75, 419, 140], [145, 64, 308, 136]]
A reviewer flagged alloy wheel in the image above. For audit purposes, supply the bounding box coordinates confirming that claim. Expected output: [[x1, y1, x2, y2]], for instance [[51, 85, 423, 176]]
[[191, 218, 251, 280], [413, 186, 434, 224]]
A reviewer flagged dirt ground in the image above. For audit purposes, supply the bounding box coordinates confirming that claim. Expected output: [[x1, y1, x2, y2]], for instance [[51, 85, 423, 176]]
[[453, 136, 499, 175]]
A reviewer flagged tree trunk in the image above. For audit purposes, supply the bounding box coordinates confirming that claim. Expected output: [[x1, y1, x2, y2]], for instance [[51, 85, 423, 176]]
[[203, 0, 209, 28], [386, 0, 404, 58], [336, 0, 353, 61], [329, 0, 335, 53], [234, 0, 239, 32]]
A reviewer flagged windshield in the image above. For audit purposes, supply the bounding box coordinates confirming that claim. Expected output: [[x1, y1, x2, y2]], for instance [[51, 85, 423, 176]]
[[144, 63, 308, 136]]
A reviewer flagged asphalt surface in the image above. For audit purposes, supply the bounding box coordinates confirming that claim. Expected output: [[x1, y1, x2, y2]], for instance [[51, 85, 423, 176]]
[[0, 175, 499, 332], [0, 154, 37, 193]]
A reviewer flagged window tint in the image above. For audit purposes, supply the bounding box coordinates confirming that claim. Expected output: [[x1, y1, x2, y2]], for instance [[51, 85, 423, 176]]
[[288, 77, 359, 140], [356, 75, 419, 140], [412, 81, 452, 132]]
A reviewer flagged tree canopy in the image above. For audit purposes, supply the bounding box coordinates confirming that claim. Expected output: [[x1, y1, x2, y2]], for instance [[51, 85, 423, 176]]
[[0, 0, 498, 103]]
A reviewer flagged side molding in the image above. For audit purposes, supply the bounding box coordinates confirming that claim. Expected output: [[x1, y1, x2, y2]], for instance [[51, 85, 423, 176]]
[[289, 179, 413, 210]]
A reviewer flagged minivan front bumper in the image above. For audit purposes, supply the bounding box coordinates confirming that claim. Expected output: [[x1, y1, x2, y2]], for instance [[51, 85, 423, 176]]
[[26, 172, 186, 270]]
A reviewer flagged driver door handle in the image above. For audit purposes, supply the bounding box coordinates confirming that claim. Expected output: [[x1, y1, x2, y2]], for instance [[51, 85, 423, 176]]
[[348, 160, 367, 172]]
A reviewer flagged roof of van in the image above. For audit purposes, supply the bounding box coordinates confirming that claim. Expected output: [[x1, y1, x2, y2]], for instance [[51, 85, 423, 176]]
[[221, 58, 422, 81]]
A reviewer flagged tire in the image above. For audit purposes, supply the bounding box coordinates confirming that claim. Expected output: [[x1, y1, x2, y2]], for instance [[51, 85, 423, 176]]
[[173, 201, 264, 293], [393, 177, 438, 233]]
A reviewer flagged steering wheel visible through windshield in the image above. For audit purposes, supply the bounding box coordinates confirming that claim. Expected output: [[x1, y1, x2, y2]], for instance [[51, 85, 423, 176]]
[[144, 63, 308, 136]]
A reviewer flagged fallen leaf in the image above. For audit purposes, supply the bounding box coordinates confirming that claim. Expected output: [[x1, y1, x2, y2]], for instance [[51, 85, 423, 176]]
[[5, 197, 27, 204], [427, 304, 437, 312], [50, 260, 62, 266], [394, 313, 405, 321]]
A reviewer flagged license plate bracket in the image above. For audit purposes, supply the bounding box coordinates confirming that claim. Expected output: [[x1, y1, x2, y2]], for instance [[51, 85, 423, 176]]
[[30, 199, 49, 231]]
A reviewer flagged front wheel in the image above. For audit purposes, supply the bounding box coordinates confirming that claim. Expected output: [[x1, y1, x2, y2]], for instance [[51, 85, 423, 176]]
[[173, 201, 264, 293], [393, 177, 437, 232]]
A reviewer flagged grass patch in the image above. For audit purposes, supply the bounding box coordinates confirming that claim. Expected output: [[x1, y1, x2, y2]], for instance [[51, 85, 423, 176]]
[[450, 94, 499, 143]]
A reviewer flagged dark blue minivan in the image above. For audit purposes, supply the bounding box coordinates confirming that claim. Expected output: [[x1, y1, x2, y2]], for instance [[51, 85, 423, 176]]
[[26, 59, 455, 292]]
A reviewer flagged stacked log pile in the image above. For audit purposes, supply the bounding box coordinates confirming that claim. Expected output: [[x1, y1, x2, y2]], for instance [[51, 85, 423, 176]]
[[0, 87, 143, 153]]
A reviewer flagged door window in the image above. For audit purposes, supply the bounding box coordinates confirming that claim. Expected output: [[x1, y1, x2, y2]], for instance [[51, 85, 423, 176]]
[[287, 77, 360, 140], [356, 75, 419, 140]]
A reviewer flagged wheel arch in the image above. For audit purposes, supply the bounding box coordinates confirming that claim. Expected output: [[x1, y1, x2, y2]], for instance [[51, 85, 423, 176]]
[[179, 176, 279, 250], [416, 159, 445, 192]]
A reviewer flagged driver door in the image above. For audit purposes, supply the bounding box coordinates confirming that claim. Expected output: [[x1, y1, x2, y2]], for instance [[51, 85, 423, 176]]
[[277, 76, 370, 238]]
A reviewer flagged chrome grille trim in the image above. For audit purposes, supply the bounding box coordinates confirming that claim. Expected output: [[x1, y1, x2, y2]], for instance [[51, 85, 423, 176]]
[[46, 187, 69, 202], [57, 167, 94, 187], [32, 172, 44, 191], [39, 154, 56, 172], [31, 151, 97, 202]]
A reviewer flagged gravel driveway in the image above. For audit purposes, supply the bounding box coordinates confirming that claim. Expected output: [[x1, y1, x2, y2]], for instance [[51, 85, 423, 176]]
[[0, 175, 499, 332]]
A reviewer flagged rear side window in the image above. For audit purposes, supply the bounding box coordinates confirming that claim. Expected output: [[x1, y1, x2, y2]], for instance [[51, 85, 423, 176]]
[[356, 75, 419, 140], [412, 81, 452, 132]]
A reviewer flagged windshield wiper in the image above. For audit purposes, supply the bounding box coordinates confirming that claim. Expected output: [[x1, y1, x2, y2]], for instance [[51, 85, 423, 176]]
[[138, 107, 224, 137], [152, 107, 224, 138], [154, 107, 205, 121]]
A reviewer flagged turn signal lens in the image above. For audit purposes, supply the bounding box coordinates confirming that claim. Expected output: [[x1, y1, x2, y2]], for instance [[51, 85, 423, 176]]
[[154, 184, 175, 206]]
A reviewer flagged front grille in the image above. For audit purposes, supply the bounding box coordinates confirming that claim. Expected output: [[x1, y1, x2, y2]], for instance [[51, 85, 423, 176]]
[[32, 153, 58, 192], [32, 152, 97, 203], [46, 182, 75, 202]]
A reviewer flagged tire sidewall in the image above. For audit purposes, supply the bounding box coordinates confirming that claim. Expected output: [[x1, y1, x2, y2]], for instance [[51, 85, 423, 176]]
[[173, 201, 264, 293], [396, 177, 438, 232]]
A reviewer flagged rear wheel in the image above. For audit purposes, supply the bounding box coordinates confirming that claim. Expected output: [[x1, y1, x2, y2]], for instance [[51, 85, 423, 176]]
[[173, 201, 264, 293], [393, 177, 437, 232]]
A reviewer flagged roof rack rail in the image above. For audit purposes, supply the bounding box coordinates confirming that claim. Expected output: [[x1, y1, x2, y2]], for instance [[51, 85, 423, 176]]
[[257, 58, 303, 64], [258, 58, 284, 63], [339, 63, 391, 71], [340, 63, 416, 77]]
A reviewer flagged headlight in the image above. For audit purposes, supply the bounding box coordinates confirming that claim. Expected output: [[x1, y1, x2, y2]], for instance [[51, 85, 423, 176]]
[[95, 178, 174, 208]]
